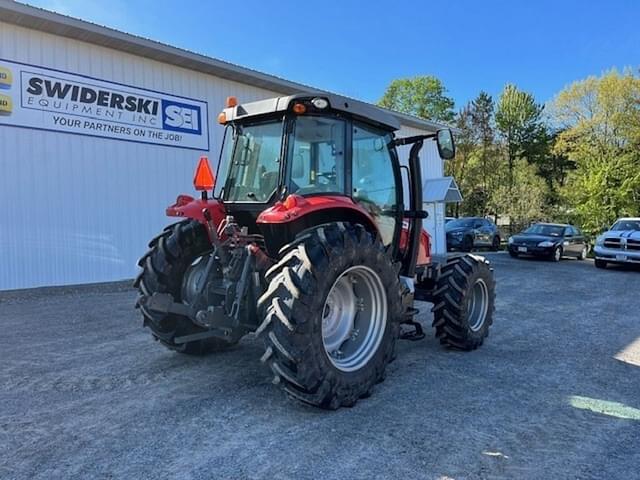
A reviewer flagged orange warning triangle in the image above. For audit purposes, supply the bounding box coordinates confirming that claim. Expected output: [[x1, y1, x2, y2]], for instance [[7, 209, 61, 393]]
[[193, 156, 215, 191]]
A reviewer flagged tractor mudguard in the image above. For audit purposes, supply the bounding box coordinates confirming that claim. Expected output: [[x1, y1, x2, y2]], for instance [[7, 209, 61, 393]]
[[256, 195, 381, 255], [256, 195, 375, 226], [166, 195, 226, 236]]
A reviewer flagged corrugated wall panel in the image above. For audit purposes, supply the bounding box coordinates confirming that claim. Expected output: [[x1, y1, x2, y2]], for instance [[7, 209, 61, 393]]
[[0, 22, 283, 290], [0, 22, 446, 289]]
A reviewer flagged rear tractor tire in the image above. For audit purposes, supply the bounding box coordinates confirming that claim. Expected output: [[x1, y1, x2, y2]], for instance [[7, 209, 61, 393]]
[[133, 220, 240, 355], [431, 255, 495, 350], [257, 222, 403, 409]]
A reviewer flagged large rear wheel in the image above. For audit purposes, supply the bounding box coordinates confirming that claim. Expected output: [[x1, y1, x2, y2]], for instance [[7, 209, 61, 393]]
[[133, 220, 239, 355], [257, 222, 403, 409]]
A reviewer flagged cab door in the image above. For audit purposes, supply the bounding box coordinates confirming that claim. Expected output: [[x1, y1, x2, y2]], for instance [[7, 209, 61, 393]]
[[351, 121, 401, 247]]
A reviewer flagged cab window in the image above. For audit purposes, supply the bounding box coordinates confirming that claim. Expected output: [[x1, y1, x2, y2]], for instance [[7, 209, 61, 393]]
[[352, 122, 398, 245], [288, 116, 346, 196]]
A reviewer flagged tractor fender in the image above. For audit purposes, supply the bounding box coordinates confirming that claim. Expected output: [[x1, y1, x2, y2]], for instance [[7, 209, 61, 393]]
[[166, 194, 226, 230], [256, 195, 380, 254], [257, 195, 378, 231]]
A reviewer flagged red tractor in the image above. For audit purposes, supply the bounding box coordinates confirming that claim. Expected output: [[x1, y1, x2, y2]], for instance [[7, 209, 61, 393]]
[[135, 94, 495, 409]]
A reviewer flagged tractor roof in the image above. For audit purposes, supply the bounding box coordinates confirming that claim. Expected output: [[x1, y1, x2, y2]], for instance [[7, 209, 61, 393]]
[[222, 93, 402, 131]]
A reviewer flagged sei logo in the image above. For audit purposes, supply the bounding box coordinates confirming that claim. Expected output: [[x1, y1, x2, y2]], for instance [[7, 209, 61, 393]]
[[162, 100, 202, 134]]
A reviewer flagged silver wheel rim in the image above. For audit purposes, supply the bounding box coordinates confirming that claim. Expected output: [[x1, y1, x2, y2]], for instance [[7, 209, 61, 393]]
[[555, 248, 561, 261], [321, 266, 387, 372], [181, 255, 209, 304], [581, 246, 587, 259], [467, 278, 489, 332]]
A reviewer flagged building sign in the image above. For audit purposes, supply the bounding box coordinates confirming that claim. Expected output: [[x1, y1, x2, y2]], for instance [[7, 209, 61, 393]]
[[0, 59, 209, 150]]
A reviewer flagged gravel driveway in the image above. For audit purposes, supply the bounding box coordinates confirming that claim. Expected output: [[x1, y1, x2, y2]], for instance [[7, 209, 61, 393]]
[[1, 253, 639, 479]]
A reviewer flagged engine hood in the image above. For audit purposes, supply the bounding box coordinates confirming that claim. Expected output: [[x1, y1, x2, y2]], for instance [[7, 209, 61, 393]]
[[511, 234, 561, 243], [601, 230, 640, 240], [446, 227, 470, 234]]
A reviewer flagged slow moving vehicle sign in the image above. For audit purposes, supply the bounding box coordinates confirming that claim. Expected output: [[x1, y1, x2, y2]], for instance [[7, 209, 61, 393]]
[[0, 59, 209, 150]]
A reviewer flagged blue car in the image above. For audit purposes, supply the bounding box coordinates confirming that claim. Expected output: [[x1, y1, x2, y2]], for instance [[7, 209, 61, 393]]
[[446, 217, 501, 252]]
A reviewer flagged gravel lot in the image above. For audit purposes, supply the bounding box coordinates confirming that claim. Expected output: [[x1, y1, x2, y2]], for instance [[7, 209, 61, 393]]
[[1, 253, 639, 480]]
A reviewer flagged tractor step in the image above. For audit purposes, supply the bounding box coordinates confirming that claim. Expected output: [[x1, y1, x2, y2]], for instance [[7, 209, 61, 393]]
[[400, 308, 425, 341]]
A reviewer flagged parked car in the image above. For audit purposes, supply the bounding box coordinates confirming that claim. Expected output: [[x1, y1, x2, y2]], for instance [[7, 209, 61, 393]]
[[508, 223, 588, 262], [445, 216, 456, 224], [593, 217, 640, 269], [446, 217, 501, 252]]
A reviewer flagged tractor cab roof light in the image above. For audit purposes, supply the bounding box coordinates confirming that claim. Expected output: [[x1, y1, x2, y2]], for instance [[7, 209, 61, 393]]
[[193, 156, 215, 191], [311, 97, 329, 109], [292, 103, 307, 114]]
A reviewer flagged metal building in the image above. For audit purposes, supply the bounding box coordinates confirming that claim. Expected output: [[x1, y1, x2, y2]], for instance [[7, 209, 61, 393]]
[[0, 1, 454, 290]]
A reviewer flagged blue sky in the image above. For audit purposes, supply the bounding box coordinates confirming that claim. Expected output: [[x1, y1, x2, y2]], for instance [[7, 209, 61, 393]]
[[26, 0, 640, 110]]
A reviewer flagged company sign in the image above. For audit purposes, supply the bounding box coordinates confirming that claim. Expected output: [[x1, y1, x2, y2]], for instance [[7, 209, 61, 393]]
[[0, 59, 209, 150]]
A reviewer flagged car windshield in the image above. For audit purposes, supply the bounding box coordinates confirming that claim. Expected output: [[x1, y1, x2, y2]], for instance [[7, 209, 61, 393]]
[[447, 218, 475, 228], [221, 120, 284, 202], [523, 224, 565, 237], [610, 220, 640, 231]]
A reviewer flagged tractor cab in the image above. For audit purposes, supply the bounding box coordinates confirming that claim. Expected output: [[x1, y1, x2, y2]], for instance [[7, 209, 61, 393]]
[[205, 93, 453, 267]]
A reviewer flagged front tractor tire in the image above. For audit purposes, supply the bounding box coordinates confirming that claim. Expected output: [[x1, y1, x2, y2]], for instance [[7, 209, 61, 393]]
[[257, 222, 403, 409], [431, 255, 495, 350], [134, 220, 237, 355]]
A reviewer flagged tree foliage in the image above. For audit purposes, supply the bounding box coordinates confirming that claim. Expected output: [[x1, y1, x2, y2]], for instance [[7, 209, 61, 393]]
[[552, 69, 640, 235], [378, 75, 455, 123]]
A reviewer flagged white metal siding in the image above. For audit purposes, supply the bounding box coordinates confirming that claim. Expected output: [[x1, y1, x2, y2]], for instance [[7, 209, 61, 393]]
[[0, 22, 283, 290], [0, 22, 446, 290]]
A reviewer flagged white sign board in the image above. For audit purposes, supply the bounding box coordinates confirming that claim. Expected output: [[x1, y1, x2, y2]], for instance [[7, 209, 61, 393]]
[[0, 59, 209, 151]]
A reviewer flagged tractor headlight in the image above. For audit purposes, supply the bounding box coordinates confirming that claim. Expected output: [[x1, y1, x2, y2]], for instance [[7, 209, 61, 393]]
[[538, 241, 555, 247]]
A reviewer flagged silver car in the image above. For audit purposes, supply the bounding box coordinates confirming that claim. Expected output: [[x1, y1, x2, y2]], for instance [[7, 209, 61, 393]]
[[594, 218, 640, 269]]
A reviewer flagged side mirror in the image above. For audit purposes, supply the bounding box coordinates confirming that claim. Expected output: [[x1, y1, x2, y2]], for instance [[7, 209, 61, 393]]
[[436, 129, 455, 160]]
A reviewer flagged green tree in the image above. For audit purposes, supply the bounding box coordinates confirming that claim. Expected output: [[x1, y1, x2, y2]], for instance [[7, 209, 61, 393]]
[[552, 69, 640, 235], [378, 75, 455, 123], [495, 84, 546, 189], [490, 159, 547, 232], [470, 91, 497, 214]]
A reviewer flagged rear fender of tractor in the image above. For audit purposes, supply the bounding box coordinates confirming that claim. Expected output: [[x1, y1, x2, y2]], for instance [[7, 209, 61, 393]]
[[256, 195, 380, 255], [165, 194, 226, 240]]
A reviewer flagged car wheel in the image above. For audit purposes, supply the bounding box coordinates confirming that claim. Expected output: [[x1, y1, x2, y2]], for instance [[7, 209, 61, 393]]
[[595, 259, 607, 269], [551, 246, 562, 262], [490, 236, 501, 251], [577, 245, 588, 260], [462, 236, 474, 252]]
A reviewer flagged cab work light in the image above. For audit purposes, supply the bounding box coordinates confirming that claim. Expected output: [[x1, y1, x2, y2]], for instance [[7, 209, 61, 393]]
[[292, 103, 307, 114], [226, 96, 238, 108]]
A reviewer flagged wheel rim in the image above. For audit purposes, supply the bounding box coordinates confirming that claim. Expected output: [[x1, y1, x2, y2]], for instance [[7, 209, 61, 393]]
[[467, 278, 489, 332], [321, 265, 387, 372], [555, 248, 561, 261], [181, 254, 210, 305], [581, 246, 587, 259]]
